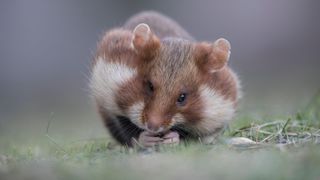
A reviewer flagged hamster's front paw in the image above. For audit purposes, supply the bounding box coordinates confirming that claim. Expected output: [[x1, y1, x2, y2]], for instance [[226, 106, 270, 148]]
[[162, 131, 180, 145], [134, 131, 163, 147]]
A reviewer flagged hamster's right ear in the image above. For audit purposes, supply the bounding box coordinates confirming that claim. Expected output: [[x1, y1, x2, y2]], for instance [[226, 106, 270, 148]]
[[132, 23, 160, 59], [194, 38, 231, 73]]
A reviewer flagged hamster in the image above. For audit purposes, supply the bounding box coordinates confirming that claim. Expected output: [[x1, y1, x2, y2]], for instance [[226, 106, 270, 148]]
[[90, 11, 241, 147]]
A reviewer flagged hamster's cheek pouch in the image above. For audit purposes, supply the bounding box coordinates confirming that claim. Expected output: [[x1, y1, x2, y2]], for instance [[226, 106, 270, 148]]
[[115, 75, 144, 111]]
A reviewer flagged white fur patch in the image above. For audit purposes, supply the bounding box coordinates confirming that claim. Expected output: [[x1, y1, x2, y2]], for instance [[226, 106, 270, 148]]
[[197, 85, 235, 135], [172, 113, 186, 124], [90, 57, 137, 114], [126, 101, 145, 129]]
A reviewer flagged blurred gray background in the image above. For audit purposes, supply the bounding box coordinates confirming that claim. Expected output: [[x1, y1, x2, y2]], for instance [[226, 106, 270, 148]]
[[0, 0, 319, 143]]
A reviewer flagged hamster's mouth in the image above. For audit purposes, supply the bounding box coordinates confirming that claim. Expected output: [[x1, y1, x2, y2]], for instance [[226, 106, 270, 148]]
[[144, 126, 173, 136], [145, 127, 165, 134], [145, 129, 170, 138]]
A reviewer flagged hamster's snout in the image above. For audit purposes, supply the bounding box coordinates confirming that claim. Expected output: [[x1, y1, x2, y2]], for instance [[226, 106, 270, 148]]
[[144, 113, 172, 134], [145, 125, 164, 134], [145, 116, 164, 133]]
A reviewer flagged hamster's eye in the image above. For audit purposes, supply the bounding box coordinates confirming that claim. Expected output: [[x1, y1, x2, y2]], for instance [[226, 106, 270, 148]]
[[147, 81, 154, 92], [177, 93, 187, 105]]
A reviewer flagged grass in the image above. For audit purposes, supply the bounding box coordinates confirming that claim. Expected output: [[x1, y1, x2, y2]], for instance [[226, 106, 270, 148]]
[[0, 91, 319, 180]]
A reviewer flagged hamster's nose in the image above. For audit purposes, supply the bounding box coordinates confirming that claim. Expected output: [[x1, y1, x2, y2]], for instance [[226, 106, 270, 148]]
[[145, 115, 163, 133], [146, 121, 161, 132]]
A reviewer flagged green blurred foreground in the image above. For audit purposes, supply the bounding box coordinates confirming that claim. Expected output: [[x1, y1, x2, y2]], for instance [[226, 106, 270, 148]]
[[0, 92, 319, 180]]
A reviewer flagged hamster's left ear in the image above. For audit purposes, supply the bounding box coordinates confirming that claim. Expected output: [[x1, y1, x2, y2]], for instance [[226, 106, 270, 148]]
[[195, 38, 231, 73], [132, 23, 160, 59]]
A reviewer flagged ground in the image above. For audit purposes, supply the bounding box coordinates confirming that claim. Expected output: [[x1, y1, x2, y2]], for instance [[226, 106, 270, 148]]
[[0, 93, 319, 180]]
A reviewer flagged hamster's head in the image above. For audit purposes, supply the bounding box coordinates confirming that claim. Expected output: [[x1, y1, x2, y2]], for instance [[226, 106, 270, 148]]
[[129, 23, 237, 135]]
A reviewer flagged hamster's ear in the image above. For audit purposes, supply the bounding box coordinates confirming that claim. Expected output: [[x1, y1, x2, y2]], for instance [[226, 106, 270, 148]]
[[195, 38, 231, 73], [132, 23, 160, 59]]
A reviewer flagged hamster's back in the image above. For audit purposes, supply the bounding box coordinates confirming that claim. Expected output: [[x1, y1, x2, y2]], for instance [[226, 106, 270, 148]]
[[123, 11, 193, 41]]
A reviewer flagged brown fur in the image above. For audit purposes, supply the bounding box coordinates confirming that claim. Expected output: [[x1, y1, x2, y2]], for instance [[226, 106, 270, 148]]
[[91, 11, 240, 145], [124, 11, 193, 41], [134, 37, 237, 130], [203, 67, 239, 102], [94, 29, 138, 68], [115, 75, 144, 111], [194, 42, 228, 72]]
